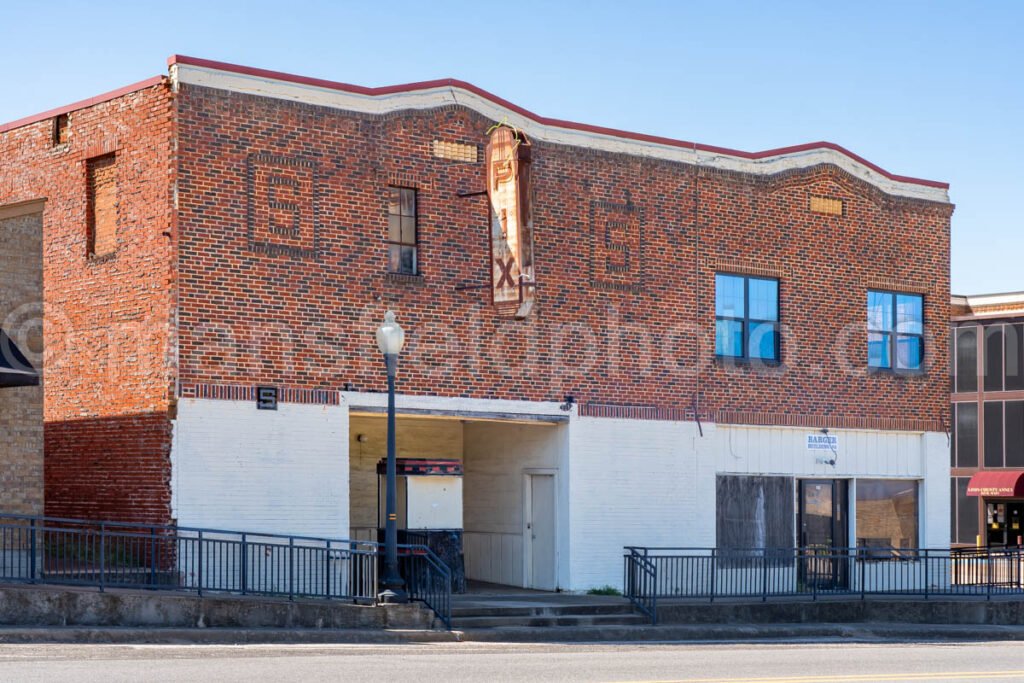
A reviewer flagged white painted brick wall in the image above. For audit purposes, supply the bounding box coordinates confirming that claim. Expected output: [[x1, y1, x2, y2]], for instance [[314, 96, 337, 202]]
[[171, 398, 348, 538], [568, 417, 710, 591], [568, 418, 950, 591]]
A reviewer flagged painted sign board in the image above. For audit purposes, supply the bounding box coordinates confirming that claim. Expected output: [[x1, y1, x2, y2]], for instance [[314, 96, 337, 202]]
[[486, 125, 535, 318], [806, 434, 838, 451]]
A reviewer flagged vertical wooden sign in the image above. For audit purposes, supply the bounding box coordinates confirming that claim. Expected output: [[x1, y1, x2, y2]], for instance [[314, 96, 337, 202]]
[[486, 126, 535, 318]]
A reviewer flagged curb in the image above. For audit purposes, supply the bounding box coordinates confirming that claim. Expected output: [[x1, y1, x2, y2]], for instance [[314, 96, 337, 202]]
[[1, 622, 1024, 645], [454, 622, 1024, 643], [0, 627, 459, 645]]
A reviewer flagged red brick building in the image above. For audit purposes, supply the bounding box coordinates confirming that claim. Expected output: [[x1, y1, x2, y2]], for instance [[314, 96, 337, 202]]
[[950, 292, 1024, 548], [0, 56, 953, 590]]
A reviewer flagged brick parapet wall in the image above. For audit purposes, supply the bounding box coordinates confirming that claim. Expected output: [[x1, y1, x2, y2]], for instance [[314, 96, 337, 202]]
[[0, 82, 176, 524], [174, 84, 951, 428], [0, 74, 952, 524]]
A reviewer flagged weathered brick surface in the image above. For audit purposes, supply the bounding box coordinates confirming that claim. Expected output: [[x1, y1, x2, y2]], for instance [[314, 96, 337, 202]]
[[0, 212, 44, 516], [175, 85, 951, 428], [0, 83, 175, 524], [0, 72, 952, 525]]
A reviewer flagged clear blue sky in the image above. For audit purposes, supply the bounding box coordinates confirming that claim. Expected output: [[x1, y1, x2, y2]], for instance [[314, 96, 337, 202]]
[[2, 1, 1020, 294]]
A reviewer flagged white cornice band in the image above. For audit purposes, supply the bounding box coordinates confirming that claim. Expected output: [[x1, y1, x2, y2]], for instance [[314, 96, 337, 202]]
[[171, 63, 950, 204]]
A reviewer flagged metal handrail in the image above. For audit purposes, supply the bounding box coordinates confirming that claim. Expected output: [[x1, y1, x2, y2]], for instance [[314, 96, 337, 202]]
[[622, 545, 1024, 619], [0, 512, 452, 629]]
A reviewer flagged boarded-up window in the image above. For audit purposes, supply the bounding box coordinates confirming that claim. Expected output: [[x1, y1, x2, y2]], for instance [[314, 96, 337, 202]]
[[87, 154, 117, 257], [53, 114, 69, 146], [716, 475, 794, 566]]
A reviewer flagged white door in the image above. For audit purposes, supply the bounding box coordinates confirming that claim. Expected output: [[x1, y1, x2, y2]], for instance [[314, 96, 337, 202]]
[[526, 473, 556, 590]]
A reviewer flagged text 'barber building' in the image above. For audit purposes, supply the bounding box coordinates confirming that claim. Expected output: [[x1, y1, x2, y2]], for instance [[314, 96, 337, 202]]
[[0, 56, 953, 592]]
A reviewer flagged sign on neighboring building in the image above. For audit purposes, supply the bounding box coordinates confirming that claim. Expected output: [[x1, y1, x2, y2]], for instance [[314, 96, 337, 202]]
[[806, 433, 839, 451], [486, 125, 535, 318]]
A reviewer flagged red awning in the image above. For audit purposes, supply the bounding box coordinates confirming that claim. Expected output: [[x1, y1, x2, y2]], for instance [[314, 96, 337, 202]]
[[966, 471, 1024, 497]]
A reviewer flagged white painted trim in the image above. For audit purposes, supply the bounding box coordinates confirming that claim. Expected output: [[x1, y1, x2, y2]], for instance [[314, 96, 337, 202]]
[[171, 64, 950, 204], [952, 291, 1024, 309], [342, 391, 565, 417]]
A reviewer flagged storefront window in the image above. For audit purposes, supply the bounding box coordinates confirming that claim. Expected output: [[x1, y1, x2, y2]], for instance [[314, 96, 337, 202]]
[[716, 475, 794, 566], [856, 479, 919, 554]]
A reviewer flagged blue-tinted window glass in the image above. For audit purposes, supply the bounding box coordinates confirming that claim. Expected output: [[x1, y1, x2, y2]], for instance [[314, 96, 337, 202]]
[[748, 278, 779, 321], [715, 274, 745, 318], [867, 291, 893, 332], [896, 294, 923, 335], [896, 335, 922, 370], [868, 332, 891, 368], [749, 322, 778, 360], [715, 319, 743, 357]]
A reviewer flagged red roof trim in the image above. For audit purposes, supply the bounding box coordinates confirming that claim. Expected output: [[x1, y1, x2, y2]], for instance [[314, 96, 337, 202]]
[[169, 54, 948, 191], [0, 76, 166, 136]]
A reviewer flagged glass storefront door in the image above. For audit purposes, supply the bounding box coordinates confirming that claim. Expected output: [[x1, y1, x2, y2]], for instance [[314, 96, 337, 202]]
[[799, 479, 849, 590], [987, 501, 1024, 547]]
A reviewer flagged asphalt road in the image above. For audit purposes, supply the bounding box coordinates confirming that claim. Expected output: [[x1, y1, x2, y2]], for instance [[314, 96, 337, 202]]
[[2, 640, 1024, 683]]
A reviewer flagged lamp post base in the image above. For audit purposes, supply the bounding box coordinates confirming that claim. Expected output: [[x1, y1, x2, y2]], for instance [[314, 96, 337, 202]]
[[377, 588, 409, 604]]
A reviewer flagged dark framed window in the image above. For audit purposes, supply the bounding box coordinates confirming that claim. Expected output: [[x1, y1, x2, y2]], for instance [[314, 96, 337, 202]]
[[954, 326, 978, 393], [985, 401, 1005, 467], [1006, 324, 1024, 391], [950, 477, 978, 546], [955, 402, 978, 468], [715, 274, 779, 362], [867, 290, 923, 371], [1006, 401, 1024, 468], [387, 187, 417, 275], [985, 325, 1004, 392]]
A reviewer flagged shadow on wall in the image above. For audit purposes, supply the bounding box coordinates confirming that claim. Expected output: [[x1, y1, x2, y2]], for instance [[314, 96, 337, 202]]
[[44, 413, 172, 525]]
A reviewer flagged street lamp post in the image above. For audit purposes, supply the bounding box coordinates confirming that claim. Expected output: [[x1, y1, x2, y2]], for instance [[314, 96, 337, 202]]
[[376, 310, 407, 603]]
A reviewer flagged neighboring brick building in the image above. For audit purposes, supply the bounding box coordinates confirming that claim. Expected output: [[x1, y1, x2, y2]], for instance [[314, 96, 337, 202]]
[[0, 56, 953, 590], [0, 203, 44, 517], [950, 292, 1024, 548]]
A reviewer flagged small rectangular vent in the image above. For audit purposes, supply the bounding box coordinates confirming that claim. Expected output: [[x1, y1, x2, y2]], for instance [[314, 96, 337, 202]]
[[432, 140, 478, 163], [810, 196, 844, 216]]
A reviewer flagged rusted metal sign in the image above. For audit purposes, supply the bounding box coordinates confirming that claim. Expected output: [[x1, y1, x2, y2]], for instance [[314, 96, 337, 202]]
[[486, 125, 535, 318]]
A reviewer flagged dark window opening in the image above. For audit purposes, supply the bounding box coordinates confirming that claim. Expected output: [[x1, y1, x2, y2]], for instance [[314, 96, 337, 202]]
[[867, 290, 923, 371], [951, 477, 978, 546], [387, 187, 417, 275], [955, 327, 978, 393], [1006, 401, 1024, 468], [955, 402, 978, 468], [1006, 324, 1024, 391], [985, 325, 1004, 392], [984, 401, 1005, 468], [714, 273, 779, 362], [53, 113, 69, 146]]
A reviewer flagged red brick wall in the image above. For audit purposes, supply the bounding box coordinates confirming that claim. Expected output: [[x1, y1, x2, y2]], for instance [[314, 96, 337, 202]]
[[0, 82, 176, 524], [175, 85, 952, 430]]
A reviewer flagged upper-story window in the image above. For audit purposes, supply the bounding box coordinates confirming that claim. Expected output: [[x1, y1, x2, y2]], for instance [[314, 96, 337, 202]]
[[867, 290, 923, 371], [953, 326, 978, 393], [715, 273, 779, 362], [387, 187, 417, 275]]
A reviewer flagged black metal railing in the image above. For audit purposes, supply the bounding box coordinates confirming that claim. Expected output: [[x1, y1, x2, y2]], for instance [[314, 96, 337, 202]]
[[0, 513, 451, 629], [624, 545, 1024, 624]]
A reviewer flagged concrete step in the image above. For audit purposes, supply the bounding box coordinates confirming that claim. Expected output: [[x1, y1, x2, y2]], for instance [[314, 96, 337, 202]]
[[450, 614, 650, 629]]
